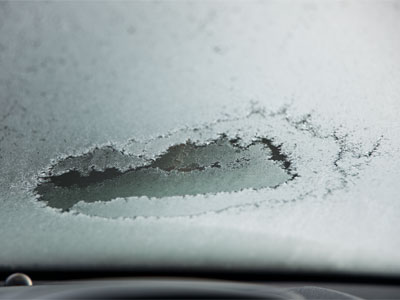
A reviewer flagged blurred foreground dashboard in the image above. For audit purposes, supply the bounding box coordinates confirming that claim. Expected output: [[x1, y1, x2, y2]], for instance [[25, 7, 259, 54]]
[[1, 275, 400, 299]]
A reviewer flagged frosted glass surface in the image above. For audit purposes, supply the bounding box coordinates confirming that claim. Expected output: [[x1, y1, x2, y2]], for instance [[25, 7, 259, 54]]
[[1, 0, 400, 274]]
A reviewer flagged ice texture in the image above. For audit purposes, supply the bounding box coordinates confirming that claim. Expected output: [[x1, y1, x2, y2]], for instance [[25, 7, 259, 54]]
[[1, 0, 400, 275]]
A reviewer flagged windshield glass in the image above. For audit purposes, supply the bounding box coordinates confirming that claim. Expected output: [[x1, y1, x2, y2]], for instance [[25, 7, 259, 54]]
[[1, 0, 399, 276]]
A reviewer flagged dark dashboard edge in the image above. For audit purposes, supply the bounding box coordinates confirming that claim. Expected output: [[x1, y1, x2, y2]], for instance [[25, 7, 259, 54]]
[[1, 267, 400, 285]]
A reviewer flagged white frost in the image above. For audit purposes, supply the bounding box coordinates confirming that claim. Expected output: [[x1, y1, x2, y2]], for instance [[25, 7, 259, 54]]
[[1, 0, 400, 275]]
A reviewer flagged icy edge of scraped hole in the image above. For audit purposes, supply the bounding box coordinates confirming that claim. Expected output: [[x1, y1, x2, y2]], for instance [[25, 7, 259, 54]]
[[34, 135, 298, 213], [68, 186, 294, 220]]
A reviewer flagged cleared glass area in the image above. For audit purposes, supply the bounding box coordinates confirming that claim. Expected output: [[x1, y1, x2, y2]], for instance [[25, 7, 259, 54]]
[[35, 136, 294, 210]]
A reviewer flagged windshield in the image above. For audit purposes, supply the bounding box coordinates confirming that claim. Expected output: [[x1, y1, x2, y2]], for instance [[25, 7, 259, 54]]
[[1, 0, 399, 276]]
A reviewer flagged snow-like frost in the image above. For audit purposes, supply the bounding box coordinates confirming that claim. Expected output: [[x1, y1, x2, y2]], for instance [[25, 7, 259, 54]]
[[1, 0, 400, 276]]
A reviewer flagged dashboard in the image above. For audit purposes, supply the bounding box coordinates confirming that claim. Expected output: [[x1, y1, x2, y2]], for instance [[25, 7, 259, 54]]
[[1, 275, 400, 299]]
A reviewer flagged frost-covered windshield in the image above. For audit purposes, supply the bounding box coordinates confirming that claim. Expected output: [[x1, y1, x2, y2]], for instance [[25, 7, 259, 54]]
[[1, 0, 400, 275]]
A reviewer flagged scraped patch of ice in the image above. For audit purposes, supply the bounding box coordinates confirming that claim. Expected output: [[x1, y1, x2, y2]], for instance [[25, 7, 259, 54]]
[[36, 136, 294, 211], [33, 108, 380, 219]]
